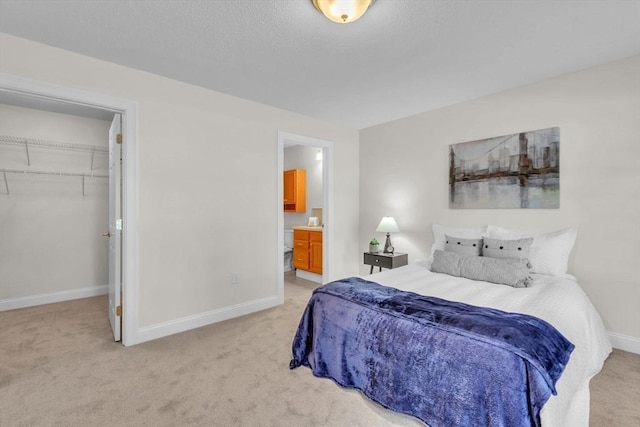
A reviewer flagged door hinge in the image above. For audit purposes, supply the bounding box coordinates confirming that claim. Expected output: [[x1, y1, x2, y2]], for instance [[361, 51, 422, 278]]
[[116, 133, 123, 144], [116, 305, 122, 317]]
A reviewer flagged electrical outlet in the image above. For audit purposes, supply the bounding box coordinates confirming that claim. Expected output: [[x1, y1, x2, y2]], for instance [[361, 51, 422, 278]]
[[232, 272, 240, 284]]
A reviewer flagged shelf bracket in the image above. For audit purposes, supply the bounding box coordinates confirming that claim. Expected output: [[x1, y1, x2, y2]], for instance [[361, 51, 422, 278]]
[[2, 171, 8, 195], [82, 175, 86, 196], [24, 140, 31, 166], [90, 148, 96, 170]]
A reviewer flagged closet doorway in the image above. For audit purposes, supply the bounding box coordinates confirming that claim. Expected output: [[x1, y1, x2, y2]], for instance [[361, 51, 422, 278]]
[[0, 75, 138, 346]]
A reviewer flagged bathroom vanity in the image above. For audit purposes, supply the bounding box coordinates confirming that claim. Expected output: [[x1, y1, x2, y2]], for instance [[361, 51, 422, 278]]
[[292, 227, 322, 275]]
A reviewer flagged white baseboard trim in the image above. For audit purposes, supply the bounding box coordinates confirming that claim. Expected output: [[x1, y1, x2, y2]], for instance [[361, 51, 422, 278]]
[[132, 295, 281, 345], [296, 269, 323, 284], [608, 331, 640, 354], [0, 285, 108, 311]]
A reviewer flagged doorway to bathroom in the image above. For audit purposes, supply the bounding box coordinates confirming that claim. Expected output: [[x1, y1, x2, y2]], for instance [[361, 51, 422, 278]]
[[277, 132, 333, 303]]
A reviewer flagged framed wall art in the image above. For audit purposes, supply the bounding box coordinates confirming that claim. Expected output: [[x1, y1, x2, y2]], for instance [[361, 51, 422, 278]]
[[449, 127, 560, 209]]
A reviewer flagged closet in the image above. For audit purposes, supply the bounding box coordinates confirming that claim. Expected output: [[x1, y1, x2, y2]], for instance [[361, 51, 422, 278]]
[[1, 135, 108, 196], [0, 103, 112, 310]]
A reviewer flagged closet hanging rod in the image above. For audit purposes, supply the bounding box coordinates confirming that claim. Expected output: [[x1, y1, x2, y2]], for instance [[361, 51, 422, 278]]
[[0, 168, 108, 179], [0, 135, 109, 153]]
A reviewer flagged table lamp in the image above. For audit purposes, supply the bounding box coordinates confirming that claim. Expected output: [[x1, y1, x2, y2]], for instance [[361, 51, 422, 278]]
[[376, 216, 400, 254]]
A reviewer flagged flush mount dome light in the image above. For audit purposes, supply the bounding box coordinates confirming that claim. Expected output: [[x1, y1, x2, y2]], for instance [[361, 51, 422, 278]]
[[312, 0, 375, 24]]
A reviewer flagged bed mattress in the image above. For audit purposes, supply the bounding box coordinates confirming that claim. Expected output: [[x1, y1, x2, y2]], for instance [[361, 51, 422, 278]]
[[366, 261, 612, 426]]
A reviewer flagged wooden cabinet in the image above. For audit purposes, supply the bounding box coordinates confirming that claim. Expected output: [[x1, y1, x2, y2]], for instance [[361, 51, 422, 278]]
[[293, 229, 322, 274], [293, 230, 310, 270], [309, 231, 323, 274], [284, 169, 306, 213]]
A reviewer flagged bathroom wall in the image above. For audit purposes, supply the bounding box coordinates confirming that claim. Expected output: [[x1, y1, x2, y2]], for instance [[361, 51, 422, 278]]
[[283, 144, 323, 229]]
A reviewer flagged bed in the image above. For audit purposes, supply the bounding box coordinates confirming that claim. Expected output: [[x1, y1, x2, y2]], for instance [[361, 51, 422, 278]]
[[290, 225, 612, 427]]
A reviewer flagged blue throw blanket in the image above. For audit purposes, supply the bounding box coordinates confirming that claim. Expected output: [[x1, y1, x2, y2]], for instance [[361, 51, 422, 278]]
[[290, 277, 574, 427]]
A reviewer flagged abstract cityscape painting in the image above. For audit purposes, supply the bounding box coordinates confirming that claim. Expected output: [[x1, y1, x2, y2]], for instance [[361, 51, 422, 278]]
[[449, 127, 560, 209]]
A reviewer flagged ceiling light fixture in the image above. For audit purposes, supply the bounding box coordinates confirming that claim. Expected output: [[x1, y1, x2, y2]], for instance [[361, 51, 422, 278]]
[[312, 0, 375, 24]]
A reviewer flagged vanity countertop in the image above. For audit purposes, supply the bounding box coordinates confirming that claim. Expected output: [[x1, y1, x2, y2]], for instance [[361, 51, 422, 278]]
[[292, 226, 323, 231]]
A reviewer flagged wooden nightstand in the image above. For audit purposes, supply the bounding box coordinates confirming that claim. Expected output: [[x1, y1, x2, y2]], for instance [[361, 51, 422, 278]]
[[364, 252, 408, 274]]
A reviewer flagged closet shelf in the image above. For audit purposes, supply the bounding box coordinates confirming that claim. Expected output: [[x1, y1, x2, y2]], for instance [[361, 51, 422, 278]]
[[0, 135, 108, 170], [0, 135, 109, 153], [1, 168, 108, 197]]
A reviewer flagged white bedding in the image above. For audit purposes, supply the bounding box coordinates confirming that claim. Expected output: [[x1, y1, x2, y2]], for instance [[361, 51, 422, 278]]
[[368, 261, 612, 427]]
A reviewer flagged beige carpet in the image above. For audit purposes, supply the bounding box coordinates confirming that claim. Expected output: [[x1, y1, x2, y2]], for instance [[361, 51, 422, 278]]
[[1, 273, 638, 427]]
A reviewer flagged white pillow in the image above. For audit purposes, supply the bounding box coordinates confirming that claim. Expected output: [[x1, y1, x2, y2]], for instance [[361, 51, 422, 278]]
[[431, 224, 487, 256], [485, 225, 577, 276]]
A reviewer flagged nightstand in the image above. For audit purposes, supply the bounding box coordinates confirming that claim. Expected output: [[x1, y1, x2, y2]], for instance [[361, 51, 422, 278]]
[[364, 252, 408, 274]]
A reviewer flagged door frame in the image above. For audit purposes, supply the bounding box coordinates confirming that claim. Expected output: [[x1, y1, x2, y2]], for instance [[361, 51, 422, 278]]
[[277, 131, 333, 301], [0, 73, 139, 346]]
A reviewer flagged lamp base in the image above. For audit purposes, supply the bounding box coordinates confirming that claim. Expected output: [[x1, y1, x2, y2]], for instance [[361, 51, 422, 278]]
[[383, 233, 394, 254]]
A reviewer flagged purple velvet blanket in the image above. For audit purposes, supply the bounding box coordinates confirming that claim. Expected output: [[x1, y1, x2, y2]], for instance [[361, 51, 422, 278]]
[[290, 277, 574, 427]]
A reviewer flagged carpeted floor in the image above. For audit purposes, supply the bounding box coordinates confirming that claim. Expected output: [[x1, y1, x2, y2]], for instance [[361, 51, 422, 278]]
[[1, 272, 639, 426]]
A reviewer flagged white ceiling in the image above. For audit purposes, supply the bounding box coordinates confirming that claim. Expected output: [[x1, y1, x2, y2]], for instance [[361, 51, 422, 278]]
[[1, 0, 638, 129]]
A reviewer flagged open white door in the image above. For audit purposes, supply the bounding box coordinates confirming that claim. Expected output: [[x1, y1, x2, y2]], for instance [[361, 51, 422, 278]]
[[107, 113, 122, 341]]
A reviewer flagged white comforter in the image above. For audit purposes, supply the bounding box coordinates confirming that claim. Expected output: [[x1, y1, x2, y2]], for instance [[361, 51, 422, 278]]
[[369, 261, 612, 427]]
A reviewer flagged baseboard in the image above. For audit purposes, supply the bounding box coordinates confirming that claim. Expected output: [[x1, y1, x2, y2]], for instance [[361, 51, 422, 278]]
[[0, 285, 108, 311], [296, 269, 323, 283], [608, 331, 640, 354], [132, 295, 281, 345]]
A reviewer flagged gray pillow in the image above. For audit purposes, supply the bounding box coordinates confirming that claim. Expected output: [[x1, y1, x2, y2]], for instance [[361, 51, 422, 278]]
[[444, 234, 483, 256], [431, 250, 531, 288], [483, 237, 533, 261]]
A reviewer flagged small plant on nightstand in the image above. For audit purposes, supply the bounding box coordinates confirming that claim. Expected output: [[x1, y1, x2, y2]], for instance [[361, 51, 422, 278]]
[[369, 238, 380, 253]]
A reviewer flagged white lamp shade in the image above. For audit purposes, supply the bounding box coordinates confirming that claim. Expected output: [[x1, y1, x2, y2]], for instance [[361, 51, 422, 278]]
[[376, 216, 400, 233]]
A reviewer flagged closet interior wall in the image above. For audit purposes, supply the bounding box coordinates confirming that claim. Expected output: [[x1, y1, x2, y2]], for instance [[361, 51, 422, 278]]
[[0, 104, 111, 306]]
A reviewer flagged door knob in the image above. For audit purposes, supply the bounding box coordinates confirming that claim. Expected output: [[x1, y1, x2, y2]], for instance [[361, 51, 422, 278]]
[[102, 232, 111, 237]]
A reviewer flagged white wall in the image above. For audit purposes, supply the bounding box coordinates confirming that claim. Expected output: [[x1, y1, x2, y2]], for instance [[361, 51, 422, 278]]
[[283, 145, 323, 229], [359, 56, 640, 345], [0, 104, 110, 302], [0, 34, 360, 336]]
